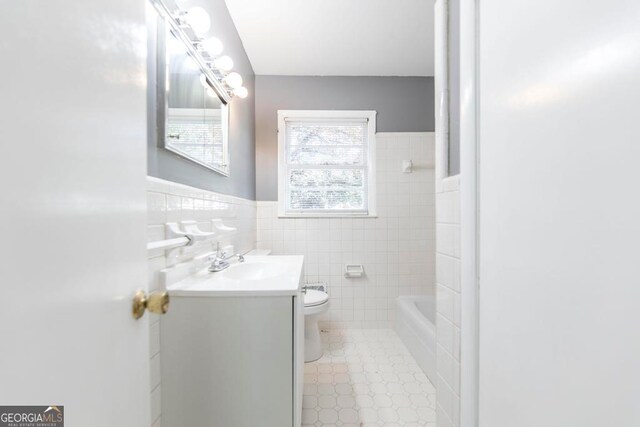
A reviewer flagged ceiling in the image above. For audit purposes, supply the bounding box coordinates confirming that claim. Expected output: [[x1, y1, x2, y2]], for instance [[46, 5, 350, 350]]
[[224, 0, 434, 76]]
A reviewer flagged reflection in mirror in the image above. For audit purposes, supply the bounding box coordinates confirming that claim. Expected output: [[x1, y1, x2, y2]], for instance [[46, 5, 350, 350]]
[[163, 28, 229, 175]]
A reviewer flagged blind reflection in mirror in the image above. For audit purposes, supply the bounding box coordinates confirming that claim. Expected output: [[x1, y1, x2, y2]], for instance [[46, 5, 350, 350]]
[[164, 30, 229, 175]]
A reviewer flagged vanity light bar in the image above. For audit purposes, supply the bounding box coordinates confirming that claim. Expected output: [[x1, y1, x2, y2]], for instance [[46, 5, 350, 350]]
[[150, 0, 248, 101]]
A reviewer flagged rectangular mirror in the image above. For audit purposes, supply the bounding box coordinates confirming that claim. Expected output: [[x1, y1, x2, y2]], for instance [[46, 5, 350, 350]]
[[158, 21, 230, 175]]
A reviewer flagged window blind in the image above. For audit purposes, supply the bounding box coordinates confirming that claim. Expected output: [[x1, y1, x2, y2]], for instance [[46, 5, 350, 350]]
[[166, 109, 225, 168], [284, 119, 369, 213]]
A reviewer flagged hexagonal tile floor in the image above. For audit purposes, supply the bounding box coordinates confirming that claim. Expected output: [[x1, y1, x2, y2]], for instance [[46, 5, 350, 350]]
[[302, 329, 436, 427]]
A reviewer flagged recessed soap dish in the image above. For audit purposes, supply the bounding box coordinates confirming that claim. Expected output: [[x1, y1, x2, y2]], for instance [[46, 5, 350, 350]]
[[344, 264, 364, 278]]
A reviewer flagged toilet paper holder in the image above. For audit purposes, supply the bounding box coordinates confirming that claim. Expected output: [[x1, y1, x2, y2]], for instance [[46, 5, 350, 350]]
[[344, 264, 364, 278]]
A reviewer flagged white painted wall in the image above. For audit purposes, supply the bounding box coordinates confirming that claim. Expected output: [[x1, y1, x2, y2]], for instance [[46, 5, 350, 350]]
[[477, 0, 640, 425], [458, 1, 479, 425], [257, 132, 436, 328]]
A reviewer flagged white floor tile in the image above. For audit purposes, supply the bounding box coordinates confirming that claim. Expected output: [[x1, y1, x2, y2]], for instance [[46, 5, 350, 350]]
[[302, 329, 437, 427]]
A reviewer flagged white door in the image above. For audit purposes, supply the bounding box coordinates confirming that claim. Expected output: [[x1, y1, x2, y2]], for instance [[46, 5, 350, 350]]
[[476, 0, 640, 426], [0, 1, 150, 426]]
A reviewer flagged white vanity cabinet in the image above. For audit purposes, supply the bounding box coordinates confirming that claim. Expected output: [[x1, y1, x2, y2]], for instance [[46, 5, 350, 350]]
[[160, 256, 305, 427]]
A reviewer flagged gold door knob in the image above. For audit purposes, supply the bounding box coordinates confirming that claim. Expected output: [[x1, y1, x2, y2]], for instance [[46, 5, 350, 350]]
[[147, 291, 170, 315], [132, 290, 170, 320]]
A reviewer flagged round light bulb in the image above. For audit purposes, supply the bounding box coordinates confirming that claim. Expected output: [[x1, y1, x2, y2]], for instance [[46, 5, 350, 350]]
[[184, 55, 199, 70], [186, 7, 211, 36], [199, 73, 209, 88], [201, 37, 223, 56], [167, 37, 184, 56], [234, 86, 248, 98], [213, 55, 234, 72], [206, 88, 217, 98], [224, 72, 243, 89]]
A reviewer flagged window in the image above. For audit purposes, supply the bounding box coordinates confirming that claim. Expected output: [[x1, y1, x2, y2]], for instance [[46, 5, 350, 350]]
[[278, 110, 377, 217]]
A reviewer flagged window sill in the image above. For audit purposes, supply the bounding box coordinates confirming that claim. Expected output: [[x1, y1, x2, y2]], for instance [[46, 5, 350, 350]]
[[277, 213, 378, 219]]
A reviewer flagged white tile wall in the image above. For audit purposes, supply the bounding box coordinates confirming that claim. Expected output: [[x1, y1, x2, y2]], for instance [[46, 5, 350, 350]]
[[257, 132, 436, 329], [435, 175, 461, 427], [146, 176, 257, 427]]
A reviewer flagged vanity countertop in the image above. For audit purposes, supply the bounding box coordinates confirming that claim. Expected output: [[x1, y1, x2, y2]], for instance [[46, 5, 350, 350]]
[[166, 255, 304, 297]]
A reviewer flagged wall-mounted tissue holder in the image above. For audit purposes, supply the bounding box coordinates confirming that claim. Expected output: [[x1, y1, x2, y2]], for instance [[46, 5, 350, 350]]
[[344, 264, 364, 278]]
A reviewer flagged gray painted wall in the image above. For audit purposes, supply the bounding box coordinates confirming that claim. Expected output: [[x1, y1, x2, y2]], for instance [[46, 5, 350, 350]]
[[255, 75, 434, 201], [147, 0, 256, 200]]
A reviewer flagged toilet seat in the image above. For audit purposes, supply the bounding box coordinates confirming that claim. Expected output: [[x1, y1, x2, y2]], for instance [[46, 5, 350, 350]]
[[304, 289, 328, 307]]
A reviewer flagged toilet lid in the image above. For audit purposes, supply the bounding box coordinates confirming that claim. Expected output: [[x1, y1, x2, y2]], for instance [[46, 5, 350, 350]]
[[304, 289, 328, 307]]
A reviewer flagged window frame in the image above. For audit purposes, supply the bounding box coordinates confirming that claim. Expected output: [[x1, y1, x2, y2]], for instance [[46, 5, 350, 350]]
[[277, 110, 377, 218]]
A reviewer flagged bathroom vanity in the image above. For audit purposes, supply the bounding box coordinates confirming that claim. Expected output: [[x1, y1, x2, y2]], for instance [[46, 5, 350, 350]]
[[160, 256, 305, 427]]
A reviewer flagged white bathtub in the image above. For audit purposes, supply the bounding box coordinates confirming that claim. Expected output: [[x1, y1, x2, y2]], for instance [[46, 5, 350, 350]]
[[395, 295, 436, 383]]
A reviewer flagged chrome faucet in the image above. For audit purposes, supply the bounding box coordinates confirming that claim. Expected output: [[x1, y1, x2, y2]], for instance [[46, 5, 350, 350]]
[[208, 243, 245, 272]]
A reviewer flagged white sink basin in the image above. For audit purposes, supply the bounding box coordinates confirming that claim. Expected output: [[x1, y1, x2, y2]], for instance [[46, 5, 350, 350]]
[[166, 255, 305, 297], [222, 261, 288, 281]]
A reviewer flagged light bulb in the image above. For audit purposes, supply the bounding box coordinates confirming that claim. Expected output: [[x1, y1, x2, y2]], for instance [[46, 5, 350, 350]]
[[184, 55, 199, 70], [186, 7, 211, 36], [206, 88, 217, 98], [199, 73, 209, 88], [167, 36, 184, 55], [224, 72, 243, 89], [234, 86, 248, 98], [201, 37, 223, 56], [213, 56, 233, 72]]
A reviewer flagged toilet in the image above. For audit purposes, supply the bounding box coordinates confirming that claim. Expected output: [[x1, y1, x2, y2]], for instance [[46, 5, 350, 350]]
[[303, 289, 330, 362], [248, 249, 330, 362]]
